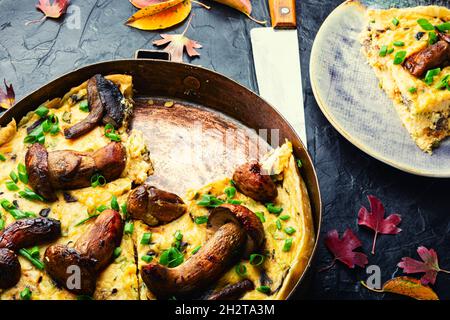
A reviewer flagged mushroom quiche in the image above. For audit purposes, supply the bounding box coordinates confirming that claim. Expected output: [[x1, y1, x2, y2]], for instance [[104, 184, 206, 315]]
[[0, 74, 314, 300], [360, 5, 450, 152]]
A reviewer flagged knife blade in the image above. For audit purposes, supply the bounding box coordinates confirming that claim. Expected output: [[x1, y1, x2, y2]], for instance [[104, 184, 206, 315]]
[[250, 0, 307, 147]]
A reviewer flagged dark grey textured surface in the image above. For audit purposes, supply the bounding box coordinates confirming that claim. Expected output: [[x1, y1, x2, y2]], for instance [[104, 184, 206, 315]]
[[0, 0, 449, 300]]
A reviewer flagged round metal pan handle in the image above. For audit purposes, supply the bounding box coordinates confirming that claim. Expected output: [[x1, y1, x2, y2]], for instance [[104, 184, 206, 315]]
[[134, 49, 171, 61]]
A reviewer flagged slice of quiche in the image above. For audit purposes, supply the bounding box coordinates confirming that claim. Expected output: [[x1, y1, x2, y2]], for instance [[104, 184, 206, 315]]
[[360, 5, 450, 153]]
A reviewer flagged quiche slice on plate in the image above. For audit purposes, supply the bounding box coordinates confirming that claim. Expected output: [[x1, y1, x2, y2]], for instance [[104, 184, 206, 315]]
[[360, 5, 450, 153]]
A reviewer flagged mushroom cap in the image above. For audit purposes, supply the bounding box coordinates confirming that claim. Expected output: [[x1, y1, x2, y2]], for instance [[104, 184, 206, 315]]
[[208, 204, 265, 257], [25, 143, 57, 201], [91, 142, 126, 181], [232, 160, 277, 203], [0, 248, 21, 289]]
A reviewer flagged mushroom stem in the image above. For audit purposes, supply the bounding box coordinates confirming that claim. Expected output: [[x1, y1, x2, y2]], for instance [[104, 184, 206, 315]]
[[141, 222, 245, 298]]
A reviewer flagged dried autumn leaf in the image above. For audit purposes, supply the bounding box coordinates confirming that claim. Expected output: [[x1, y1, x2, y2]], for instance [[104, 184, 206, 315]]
[[398, 246, 450, 285], [153, 16, 202, 62], [358, 195, 401, 255], [37, 0, 70, 19], [130, 0, 170, 9], [127, 0, 191, 31], [322, 228, 368, 271], [361, 276, 439, 300], [0, 80, 15, 109], [212, 0, 265, 24]]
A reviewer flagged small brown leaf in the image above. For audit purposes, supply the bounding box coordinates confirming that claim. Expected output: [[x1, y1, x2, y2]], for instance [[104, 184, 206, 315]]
[[153, 15, 202, 62], [361, 276, 439, 300], [0, 80, 15, 109]]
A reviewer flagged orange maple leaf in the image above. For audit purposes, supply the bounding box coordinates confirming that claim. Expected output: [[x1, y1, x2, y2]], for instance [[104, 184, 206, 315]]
[[153, 15, 202, 62]]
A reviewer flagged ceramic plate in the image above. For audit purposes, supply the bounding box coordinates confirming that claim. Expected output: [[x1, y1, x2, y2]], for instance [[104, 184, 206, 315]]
[[310, 0, 450, 177]]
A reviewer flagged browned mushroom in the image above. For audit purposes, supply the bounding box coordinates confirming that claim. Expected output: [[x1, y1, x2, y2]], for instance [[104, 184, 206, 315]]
[[0, 217, 62, 289], [64, 74, 126, 139], [232, 160, 278, 203], [127, 185, 186, 226], [26, 141, 126, 201], [207, 279, 255, 300], [404, 40, 450, 77], [44, 209, 123, 295], [0, 248, 21, 289], [140, 204, 264, 298], [0, 218, 61, 251]]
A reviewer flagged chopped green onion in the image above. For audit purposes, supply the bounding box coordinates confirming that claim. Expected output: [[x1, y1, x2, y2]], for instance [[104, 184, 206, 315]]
[[257, 285, 271, 295], [284, 226, 296, 235], [230, 179, 236, 186], [20, 287, 32, 300], [19, 248, 45, 270], [9, 171, 18, 183], [194, 215, 208, 224], [90, 174, 106, 188], [276, 219, 282, 230], [159, 247, 184, 268], [35, 105, 49, 118], [249, 254, 265, 266], [120, 203, 128, 220], [283, 238, 293, 252], [424, 68, 441, 85], [379, 45, 388, 57], [408, 87, 417, 94], [297, 159, 302, 168], [387, 48, 394, 54], [23, 125, 45, 145], [113, 247, 122, 258], [196, 194, 224, 208], [174, 230, 183, 241], [435, 75, 450, 90], [391, 18, 399, 26], [5, 181, 19, 191], [0, 219, 5, 230], [140, 232, 152, 245], [104, 124, 121, 142], [429, 32, 438, 45], [0, 154, 5, 161], [75, 214, 99, 227], [266, 203, 283, 215], [393, 51, 407, 65], [79, 100, 89, 112], [235, 263, 247, 276], [255, 211, 265, 223], [19, 188, 44, 202], [436, 22, 450, 32], [124, 221, 134, 235], [141, 255, 154, 263], [111, 195, 119, 211], [393, 41, 404, 47], [227, 199, 242, 205], [224, 186, 236, 199], [17, 163, 28, 184], [96, 205, 108, 212], [417, 18, 434, 31], [28, 246, 40, 258], [191, 245, 201, 255]]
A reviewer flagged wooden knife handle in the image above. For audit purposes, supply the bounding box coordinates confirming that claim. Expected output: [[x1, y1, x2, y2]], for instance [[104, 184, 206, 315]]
[[269, 0, 297, 29]]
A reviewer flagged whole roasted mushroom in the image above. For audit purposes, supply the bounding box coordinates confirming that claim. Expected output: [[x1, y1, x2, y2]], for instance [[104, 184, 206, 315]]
[[140, 204, 265, 298], [232, 160, 278, 203], [64, 74, 127, 139], [127, 185, 186, 226], [44, 209, 123, 295], [0, 218, 62, 289], [26, 141, 126, 201]]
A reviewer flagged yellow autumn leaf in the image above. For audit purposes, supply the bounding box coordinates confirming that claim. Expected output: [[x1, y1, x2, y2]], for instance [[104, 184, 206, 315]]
[[127, 0, 191, 31], [127, 0, 185, 24], [361, 276, 439, 300]]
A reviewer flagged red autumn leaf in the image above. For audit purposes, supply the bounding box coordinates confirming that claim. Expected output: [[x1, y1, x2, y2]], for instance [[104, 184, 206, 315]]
[[36, 0, 70, 19], [398, 246, 450, 285], [153, 15, 202, 62], [130, 0, 170, 9], [322, 228, 368, 271], [358, 195, 401, 255], [0, 79, 15, 109]]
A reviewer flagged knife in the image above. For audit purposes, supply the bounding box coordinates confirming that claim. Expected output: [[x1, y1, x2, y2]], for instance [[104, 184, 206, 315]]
[[250, 0, 307, 148]]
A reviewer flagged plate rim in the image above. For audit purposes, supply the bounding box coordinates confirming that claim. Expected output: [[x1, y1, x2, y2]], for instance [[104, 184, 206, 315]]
[[309, 0, 450, 178]]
